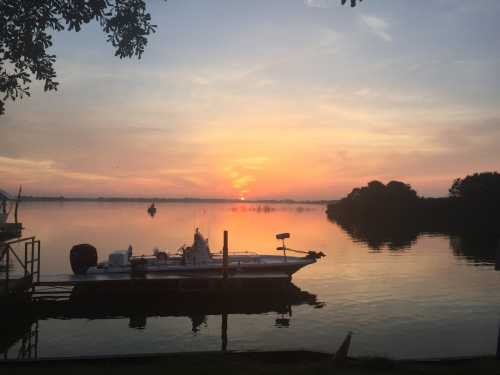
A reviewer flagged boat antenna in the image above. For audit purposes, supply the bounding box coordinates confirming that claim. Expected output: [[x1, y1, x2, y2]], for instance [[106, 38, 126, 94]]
[[276, 232, 290, 261], [14, 185, 22, 224]]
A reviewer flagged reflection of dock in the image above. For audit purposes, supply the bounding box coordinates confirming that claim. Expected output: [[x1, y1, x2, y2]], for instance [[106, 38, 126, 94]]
[[33, 282, 320, 319], [1, 282, 320, 358]]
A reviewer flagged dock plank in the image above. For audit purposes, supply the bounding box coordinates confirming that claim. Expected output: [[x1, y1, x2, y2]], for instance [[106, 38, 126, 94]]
[[36, 272, 290, 287]]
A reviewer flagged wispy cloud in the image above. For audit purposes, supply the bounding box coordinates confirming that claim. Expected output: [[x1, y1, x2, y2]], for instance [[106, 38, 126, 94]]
[[304, 0, 333, 9], [0, 156, 115, 182], [360, 15, 392, 42]]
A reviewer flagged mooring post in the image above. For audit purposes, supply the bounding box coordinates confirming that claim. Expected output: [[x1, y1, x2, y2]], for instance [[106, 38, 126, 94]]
[[223, 230, 229, 280]]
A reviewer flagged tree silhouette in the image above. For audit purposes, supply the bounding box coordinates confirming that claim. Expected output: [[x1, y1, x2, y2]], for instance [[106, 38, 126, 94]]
[[0, 0, 364, 116], [327, 172, 500, 257], [449, 172, 500, 202]]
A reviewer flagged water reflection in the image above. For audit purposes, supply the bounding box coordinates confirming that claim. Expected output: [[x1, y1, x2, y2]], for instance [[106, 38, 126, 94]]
[[0, 283, 321, 359], [330, 217, 500, 268], [6, 202, 499, 359]]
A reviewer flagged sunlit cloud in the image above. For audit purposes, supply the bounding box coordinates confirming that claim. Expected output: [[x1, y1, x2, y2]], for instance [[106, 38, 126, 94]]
[[360, 15, 392, 42]]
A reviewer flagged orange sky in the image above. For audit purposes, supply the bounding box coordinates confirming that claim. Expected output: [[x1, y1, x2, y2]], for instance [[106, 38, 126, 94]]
[[1, 1, 500, 199]]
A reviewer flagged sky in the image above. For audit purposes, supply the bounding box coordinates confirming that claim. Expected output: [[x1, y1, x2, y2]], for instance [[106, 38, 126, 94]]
[[1, 0, 500, 200]]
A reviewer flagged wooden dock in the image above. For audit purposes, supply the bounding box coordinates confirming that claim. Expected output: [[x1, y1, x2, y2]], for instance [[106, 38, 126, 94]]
[[3, 232, 300, 303], [33, 272, 293, 300]]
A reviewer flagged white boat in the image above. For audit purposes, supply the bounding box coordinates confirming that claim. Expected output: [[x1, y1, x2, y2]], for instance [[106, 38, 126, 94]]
[[70, 229, 325, 276]]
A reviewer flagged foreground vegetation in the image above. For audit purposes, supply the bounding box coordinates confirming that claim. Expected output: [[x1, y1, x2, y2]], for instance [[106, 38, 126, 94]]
[[2, 351, 499, 375]]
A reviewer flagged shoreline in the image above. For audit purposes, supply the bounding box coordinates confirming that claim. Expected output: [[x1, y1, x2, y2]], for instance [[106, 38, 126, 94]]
[[9, 197, 332, 205], [1, 350, 498, 374]]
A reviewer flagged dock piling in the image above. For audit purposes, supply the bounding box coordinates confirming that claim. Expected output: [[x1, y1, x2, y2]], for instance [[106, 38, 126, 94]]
[[221, 313, 228, 352], [495, 240, 499, 271], [223, 230, 228, 280], [497, 323, 500, 360]]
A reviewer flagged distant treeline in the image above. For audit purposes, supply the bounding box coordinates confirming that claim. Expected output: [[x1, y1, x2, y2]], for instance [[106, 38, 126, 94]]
[[327, 172, 500, 229], [19, 196, 330, 205], [326, 172, 500, 255]]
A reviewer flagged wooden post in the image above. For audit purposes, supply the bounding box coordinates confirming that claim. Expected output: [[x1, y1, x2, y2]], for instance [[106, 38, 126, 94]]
[[221, 312, 228, 352], [5, 246, 9, 293], [497, 323, 500, 360], [37, 240, 41, 282], [24, 242, 28, 277], [223, 230, 228, 280], [495, 239, 500, 272], [14, 185, 22, 224], [30, 240, 35, 277]]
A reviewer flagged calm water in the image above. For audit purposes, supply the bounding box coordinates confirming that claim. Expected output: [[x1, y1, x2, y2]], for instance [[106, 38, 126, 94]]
[[2, 202, 500, 359]]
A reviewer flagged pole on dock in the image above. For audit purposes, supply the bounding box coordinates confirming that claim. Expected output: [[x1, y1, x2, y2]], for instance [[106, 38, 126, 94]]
[[14, 185, 22, 224], [221, 312, 228, 352], [223, 230, 229, 280]]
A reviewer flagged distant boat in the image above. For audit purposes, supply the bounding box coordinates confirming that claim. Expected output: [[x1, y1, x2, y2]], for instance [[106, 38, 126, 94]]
[[147, 203, 157, 217]]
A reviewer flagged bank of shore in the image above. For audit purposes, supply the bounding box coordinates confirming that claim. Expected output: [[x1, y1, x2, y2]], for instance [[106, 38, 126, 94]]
[[1, 351, 498, 375]]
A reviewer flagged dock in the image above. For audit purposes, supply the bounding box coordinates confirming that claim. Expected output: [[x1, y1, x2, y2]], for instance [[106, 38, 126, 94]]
[[2, 232, 300, 304], [32, 272, 293, 300]]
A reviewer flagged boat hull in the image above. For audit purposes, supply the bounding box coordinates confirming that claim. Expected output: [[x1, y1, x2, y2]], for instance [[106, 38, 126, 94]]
[[87, 256, 316, 277]]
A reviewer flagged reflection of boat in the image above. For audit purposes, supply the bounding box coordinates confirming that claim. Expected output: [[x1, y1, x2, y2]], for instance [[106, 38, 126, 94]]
[[147, 202, 156, 216], [35, 282, 321, 320], [70, 229, 324, 277]]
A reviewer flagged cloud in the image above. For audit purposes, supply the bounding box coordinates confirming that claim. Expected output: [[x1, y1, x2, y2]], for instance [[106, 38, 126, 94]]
[[360, 15, 392, 42], [304, 0, 333, 8], [0, 156, 115, 184], [224, 156, 270, 195]]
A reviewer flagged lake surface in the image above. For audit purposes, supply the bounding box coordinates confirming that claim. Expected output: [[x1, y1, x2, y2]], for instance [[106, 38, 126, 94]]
[[2, 202, 499, 359]]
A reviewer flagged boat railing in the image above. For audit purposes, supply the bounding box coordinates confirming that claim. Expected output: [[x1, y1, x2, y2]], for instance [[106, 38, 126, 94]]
[[212, 251, 260, 257]]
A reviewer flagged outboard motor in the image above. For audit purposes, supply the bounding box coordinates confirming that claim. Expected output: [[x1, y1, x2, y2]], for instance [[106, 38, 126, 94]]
[[70, 244, 97, 275]]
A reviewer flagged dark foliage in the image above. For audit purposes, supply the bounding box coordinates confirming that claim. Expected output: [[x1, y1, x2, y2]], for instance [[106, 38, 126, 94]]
[[342, 0, 363, 7], [449, 172, 500, 205], [327, 180, 419, 225], [0, 0, 163, 115], [327, 172, 500, 259]]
